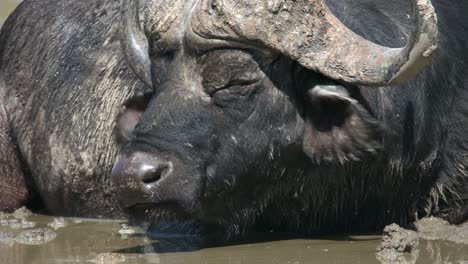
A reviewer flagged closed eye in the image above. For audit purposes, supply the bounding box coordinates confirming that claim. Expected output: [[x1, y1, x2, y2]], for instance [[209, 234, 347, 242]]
[[209, 77, 259, 96], [227, 77, 258, 87]]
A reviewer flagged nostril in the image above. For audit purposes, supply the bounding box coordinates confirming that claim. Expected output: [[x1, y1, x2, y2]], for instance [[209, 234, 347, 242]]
[[139, 162, 172, 184]]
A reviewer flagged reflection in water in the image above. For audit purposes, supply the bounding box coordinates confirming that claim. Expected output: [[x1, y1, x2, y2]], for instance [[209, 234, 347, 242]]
[[1, 213, 467, 264]]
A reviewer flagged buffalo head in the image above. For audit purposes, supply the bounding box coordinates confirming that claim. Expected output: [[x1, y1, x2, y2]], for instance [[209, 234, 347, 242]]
[[111, 0, 438, 233]]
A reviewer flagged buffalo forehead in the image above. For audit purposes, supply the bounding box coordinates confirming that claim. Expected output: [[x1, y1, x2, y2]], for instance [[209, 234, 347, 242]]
[[142, 0, 188, 46]]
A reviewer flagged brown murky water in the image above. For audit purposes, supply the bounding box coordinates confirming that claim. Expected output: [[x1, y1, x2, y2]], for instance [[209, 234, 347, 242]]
[[1, 210, 467, 264], [0, 0, 19, 26], [1, 2, 468, 264]]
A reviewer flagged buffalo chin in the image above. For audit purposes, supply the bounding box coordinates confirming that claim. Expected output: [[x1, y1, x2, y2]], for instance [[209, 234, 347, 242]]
[[126, 203, 231, 243], [126, 203, 189, 229]]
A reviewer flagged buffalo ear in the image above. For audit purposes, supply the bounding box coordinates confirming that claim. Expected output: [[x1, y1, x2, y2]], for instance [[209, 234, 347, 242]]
[[302, 83, 382, 164], [116, 91, 152, 141], [116, 108, 142, 141]]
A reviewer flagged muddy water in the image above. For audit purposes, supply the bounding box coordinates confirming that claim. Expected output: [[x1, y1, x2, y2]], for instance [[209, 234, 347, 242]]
[[0, 0, 20, 26], [1, 210, 467, 264]]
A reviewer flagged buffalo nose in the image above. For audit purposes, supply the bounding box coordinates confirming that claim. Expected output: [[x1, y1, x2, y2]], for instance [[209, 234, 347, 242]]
[[138, 162, 172, 184], [111, 152, 173, 207]]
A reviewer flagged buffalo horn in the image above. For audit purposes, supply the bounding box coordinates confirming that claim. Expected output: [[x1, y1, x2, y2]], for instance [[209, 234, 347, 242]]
[[120, 0, 152, 87], [191, 0, 438, 86]]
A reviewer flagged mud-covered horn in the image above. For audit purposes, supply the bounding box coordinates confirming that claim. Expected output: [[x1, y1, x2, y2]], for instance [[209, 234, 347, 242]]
[[191, 0, 438, 86], [120, 0, 152, 87]]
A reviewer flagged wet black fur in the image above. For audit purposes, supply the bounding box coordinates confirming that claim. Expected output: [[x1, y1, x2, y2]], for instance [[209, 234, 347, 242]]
[[0, 0, 467, 235]]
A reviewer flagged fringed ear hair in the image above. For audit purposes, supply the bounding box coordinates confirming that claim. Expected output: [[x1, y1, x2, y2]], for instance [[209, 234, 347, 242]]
[[302, 83, 383, 164]]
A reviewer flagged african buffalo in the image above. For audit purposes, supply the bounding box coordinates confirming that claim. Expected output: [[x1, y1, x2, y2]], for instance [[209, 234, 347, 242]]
[[0, 0, 466, 236]]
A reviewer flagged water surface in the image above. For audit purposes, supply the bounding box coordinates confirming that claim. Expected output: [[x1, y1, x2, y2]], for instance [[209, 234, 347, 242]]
[[0, 0, 19, 26], [1, 212, 468, 264]]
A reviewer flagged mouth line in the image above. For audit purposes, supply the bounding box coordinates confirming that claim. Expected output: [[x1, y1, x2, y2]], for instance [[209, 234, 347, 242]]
[[126, 202, 191, 224], [126, 202, 184, 214]]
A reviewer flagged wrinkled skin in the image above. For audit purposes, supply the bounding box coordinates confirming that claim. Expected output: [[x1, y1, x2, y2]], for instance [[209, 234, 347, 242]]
[[0, 0, 467, 236]]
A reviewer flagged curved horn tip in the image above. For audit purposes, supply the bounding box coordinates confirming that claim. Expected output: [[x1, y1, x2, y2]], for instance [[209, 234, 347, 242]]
[[120, 0, 153, 87], [386, 0, 438, 85]]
